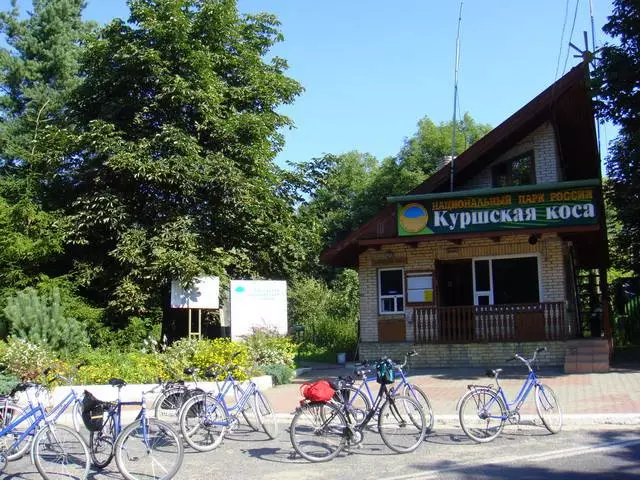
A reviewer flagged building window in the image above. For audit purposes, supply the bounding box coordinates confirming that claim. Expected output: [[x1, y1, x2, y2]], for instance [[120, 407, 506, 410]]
[[379, 268, 404, 314], [492, 152, 535, 187], [473, 255, 540, 305], [406, 272, 434, 305]]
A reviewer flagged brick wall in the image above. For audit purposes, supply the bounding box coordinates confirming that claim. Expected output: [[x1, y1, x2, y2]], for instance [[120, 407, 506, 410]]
[[359, 341, 566, 368], [359, 234, 571, 363], [462, 122, 560, 190]]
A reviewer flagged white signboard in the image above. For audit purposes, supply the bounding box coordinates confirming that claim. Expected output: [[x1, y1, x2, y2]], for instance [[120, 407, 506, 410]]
[[230, 280, 287, 340], [170, 276, 220, 309]]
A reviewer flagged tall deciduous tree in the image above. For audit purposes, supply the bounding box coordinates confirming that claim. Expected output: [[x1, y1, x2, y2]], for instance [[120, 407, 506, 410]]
[[592, 0, 640, 274], [57, 0, 304, 321]]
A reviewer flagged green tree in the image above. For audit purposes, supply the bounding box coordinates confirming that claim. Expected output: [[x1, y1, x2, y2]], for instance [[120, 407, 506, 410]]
[[592, 0, 640, 274], [55, 0, 304, 324], [0, 0, 94, 289]]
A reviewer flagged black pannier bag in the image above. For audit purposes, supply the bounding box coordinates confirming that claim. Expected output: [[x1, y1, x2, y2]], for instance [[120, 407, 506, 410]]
[[81, 390, 106, 431]]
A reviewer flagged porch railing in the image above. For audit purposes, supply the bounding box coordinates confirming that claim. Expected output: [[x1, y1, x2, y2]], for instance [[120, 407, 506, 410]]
[[412, 302, 567, 344]]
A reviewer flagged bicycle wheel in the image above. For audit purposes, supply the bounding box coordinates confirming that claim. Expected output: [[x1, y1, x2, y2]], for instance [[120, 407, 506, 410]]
[[333, 385, 371, 426], [402, 383, 435, 433], [114, 417, 183, 480], [89, 414, 115, 469], [458, 388, 506, 443], [253, 390, 278, 439], [179, 394, 226, 452], [154, 388, 187, 423], [72, 401, 84, 433], [233, 382, 259, 431], [290, 402, 347, 462], [33, 424, 89, 480], [0, 403, 32, 461], [535, 384, 562, 434], [378, 394, 426, 453]]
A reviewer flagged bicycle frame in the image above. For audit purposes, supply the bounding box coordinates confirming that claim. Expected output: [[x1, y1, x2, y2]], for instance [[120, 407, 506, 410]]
[[206, 372, 257, 426], [105, 388, 150, 447], [344, 366, 413, 410], [0, 387, 80, 458]]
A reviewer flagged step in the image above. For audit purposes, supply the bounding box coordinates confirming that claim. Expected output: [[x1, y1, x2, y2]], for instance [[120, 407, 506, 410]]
[[565, 361, 610, 374]]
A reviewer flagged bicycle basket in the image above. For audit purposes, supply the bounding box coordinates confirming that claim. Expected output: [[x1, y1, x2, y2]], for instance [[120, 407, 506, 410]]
[[376, 360, 395, 385], [81, 390, 106, 431], [300, 380, 335, 402]]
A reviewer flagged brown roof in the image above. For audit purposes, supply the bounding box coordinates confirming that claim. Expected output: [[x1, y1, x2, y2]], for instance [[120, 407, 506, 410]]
[[321, 63, 601, 267]]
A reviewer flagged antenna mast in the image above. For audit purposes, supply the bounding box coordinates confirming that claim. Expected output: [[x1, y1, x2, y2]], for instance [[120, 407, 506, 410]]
[[450, 2, 463, 192]]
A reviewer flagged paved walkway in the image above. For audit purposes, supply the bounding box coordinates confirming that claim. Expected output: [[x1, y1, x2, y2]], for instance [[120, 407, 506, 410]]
[[262, 362, 640, 425]]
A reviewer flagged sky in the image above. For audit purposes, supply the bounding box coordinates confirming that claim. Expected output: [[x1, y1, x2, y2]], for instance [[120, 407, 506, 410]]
[[5, 0, 619, 169]]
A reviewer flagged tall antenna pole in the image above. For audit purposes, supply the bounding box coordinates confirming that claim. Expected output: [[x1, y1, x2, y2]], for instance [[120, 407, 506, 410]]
[[589, 0, 601, 157], [450, 2, 463, 192]]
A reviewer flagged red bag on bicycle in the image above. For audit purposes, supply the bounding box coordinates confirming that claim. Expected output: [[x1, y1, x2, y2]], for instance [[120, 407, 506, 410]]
[[300, 380, 335, 402]]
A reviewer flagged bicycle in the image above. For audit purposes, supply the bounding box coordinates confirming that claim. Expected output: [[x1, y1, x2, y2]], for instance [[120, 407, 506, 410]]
[[336, 350, 435, 433], [178, 359, 278, 452], [85, 378, 184, 480], [457, 346, 562, 443], [289, 358, 427, 462], [152, 367, 205, 423], [0, 380, 89, 479]]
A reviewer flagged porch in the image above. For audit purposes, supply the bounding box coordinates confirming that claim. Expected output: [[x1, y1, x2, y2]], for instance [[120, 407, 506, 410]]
[[412, 301, 569, 344]]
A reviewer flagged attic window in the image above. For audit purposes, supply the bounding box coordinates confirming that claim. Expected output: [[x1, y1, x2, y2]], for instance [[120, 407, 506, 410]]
[[492, 151, 535, 187]]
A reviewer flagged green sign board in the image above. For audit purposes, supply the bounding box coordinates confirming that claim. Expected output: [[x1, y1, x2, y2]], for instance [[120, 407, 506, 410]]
[[397, 186, 599, 236]]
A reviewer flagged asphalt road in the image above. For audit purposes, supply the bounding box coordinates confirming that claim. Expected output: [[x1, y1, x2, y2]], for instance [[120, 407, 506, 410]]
[[3, 423, 639, 479]]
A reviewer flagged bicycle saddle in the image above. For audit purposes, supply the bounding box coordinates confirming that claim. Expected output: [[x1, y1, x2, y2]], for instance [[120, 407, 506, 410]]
[[184, 367, 196, 375], [486, 368, 502, 377], [109, 378, 127, 388]]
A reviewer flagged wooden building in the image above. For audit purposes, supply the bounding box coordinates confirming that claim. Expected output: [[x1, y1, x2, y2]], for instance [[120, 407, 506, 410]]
[[321, 63, 610, 372]]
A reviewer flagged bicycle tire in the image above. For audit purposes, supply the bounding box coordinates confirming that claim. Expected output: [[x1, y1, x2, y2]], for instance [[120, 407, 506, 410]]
[[153, 387, 188, 423], [458, 388, 506, 443], [33, 423, 90, 480], [178, 393, 226, 452], [72, 401, 84, 433], [290, 402, 347, 462], [114, 417, 183, 480], [402, 383, 435, 433], [378, 394, 426, 453], [0, 402, 32, 461], [233, 382, 259, 431], [89, 413, 115, 469], [535, 383, 562, 434], [254, 390, 278, 439], [333, 385, 372, 426]]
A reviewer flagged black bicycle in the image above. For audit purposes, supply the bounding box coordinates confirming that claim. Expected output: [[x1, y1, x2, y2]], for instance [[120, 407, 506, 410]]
[[289, 358, 427, 462]]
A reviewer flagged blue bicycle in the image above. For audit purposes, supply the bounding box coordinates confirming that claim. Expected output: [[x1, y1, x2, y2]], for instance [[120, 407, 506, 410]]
[[336, 350, 435, 433], [0, 380, 89, 479], [457, 346, 563, 443], [178, 359, 278, 452], [84, 378, 184, 480]]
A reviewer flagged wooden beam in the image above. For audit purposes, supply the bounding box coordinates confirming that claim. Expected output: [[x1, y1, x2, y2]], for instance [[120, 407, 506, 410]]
[[489, 236, 501, 243]]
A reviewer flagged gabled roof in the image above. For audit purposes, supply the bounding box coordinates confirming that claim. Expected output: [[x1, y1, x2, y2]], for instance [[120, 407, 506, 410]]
[[321, 62, 601, 267]]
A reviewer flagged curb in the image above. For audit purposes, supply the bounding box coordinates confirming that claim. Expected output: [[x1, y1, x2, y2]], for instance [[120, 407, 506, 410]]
[[271, 412, 640, 426]]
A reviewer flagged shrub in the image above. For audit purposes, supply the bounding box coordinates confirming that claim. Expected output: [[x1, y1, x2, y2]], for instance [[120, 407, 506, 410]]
[[160, 337, 200, 379], [262, 364, 294, 385], [0, 371, 19, 395], [73, 348, 165, 384], [3, 287, 88, 356], [192, 338, 250, 380], [0, 337, 55, 380], [242, 327, 298, 369]]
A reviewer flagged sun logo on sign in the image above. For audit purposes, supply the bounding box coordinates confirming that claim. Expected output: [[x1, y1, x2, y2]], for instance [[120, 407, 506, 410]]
[[399, 202, 429, 233]]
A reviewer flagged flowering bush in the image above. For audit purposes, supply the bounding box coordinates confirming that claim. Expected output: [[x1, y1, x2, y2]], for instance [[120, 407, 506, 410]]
[[0, 337, 55, 380], [242, 327, 297, 369], [192, 338, 250, 380]]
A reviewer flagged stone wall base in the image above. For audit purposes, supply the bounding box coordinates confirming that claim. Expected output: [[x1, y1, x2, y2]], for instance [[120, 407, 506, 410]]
[[359, 341, 566, 368]]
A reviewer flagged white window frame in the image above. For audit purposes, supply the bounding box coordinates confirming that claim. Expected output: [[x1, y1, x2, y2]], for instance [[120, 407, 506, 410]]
[[378, 268, 404, 314], [472, 253, 543, 305]]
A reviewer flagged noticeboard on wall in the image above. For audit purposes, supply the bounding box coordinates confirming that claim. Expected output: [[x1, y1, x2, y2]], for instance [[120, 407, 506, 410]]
[[230, 280, 287, 340]]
